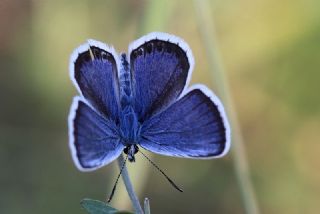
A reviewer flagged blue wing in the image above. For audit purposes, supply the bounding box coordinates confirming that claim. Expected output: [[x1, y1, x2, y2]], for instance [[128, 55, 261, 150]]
[[140, 85, 231, 158], [70, 40, 120, 121], [68, 97, 124, 171], [128, 32, 194, 121]]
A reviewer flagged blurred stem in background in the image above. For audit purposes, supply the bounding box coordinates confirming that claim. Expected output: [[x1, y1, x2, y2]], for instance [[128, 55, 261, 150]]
[[193, 0, 260, 214]]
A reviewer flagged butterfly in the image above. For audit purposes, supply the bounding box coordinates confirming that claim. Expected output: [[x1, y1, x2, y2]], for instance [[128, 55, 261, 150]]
[[68, 32, 231, 174]]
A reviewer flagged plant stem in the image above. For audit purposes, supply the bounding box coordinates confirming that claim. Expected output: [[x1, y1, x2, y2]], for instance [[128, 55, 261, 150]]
[[193, 0, 260, 214], [117, 155, 143, 214], [144, 198, 151, 214]]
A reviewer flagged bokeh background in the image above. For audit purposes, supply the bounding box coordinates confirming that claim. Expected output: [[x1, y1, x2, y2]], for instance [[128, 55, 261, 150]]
[[1, 0, 320, 213]]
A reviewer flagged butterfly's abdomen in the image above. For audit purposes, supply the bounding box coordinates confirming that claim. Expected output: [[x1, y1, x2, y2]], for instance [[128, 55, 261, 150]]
[[119, 53, 133, 108]]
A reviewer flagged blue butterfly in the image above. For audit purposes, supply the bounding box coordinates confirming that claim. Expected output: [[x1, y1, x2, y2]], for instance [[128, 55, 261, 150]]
[[68, 32, 231, 173]]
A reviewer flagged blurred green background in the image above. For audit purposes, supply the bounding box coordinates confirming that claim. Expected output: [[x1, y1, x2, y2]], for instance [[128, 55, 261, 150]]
[[1, 0, 320, 213]]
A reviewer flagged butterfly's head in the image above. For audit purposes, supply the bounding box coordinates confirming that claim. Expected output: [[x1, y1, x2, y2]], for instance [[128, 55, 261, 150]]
[[123, 144, 139, 162]]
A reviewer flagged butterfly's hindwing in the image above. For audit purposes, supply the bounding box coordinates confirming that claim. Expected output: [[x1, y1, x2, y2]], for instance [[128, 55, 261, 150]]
[[140, 84, 231, 158], [68, 97, 124, 171]]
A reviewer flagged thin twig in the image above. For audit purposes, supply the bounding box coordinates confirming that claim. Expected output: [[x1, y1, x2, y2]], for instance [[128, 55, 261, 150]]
[[117, 154, 144, 214], [193, 0, 260, 214]]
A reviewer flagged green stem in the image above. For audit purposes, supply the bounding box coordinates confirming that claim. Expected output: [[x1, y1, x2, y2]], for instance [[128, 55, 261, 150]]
[[144, 198, 151, 214], [193, 0, 260, 214], [117, 155, 143, 214]]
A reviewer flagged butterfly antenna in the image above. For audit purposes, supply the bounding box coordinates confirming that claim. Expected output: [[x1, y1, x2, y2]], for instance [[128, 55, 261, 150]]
[[107, 155, 128, 202], [139, 150, 183, 192]]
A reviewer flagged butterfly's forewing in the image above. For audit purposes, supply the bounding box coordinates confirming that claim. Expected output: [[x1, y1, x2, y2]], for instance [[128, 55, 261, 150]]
[[128, 32, 194, 121], [68, 97, 124, 171], [140, 85, 231, 158], [70, 40, 120, 121]]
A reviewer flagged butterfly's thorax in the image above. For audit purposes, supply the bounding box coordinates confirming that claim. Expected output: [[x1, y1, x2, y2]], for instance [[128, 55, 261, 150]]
[[119, 106, 140, 145], [119, 53, 141, 147]]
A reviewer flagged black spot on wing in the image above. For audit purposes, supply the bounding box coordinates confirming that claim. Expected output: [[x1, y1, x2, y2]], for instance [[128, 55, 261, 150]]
[[130, 39, 189, 71], [74, 46, 117, 81]]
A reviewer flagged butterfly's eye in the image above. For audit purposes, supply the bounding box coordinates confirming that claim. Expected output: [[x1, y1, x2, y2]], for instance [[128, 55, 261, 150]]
[[123, 147, 128, 154]]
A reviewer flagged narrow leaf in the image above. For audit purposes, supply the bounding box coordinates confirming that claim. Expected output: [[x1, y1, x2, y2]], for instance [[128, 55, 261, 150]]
[[114, 211, 134, 214], [81, 198, 118, 214]]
